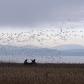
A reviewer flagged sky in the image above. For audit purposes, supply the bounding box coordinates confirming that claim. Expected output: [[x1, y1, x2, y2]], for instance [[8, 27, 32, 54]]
[[0, 0, 84, 47]]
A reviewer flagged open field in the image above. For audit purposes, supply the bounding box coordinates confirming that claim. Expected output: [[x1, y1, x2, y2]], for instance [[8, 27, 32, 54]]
[[0, 63, 84, 84]]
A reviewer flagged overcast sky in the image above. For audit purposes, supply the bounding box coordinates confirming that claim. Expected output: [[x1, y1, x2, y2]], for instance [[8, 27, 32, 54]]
[[0, 0, 84, 47]]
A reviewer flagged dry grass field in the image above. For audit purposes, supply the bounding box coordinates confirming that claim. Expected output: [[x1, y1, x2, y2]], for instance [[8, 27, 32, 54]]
[[0, 62, 84, 84]]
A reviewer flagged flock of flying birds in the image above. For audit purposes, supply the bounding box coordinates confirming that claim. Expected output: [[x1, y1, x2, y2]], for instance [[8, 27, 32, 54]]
[[0, 26, 83, 46]]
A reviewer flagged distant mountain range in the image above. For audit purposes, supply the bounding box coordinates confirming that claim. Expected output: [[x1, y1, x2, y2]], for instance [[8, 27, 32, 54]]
[[51, 44, 84, 50], [0, 44, 84, 56]]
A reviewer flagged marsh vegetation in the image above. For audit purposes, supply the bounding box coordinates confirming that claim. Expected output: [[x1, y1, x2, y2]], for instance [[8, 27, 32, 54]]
[[0, 63, 84, 84]]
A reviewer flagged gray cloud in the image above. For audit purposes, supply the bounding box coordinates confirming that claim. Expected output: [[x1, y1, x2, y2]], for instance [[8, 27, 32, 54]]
[[0, 0, 84, 28]]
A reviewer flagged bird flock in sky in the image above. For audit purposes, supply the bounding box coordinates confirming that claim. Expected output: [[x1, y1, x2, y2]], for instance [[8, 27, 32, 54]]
[[0, 19, 84, 47], [0, 26, 83, 47]]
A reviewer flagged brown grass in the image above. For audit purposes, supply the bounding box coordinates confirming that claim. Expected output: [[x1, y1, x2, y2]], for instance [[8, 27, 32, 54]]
[[0, 63, 84, 84]]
